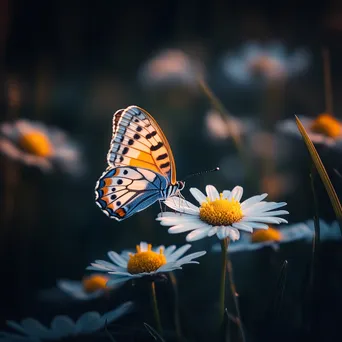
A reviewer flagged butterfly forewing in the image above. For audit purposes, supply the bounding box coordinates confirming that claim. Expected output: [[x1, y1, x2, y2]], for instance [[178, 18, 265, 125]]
[[107, 106, 177, 184]]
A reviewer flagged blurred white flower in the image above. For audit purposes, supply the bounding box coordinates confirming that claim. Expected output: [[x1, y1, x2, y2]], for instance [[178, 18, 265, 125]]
[[0, 302, 133, 341], [205, 109, 254, 141], [157, 185, 288, 242], [87, 242, 206, 285], [212, 223, 312, 253], [277, 113, 342, 147], [221, 41, 310, 86], [306, 219, 341, 241], [0, 119, 83, 175], [138, 49, 204, 89], [56, 274, 121, 301]]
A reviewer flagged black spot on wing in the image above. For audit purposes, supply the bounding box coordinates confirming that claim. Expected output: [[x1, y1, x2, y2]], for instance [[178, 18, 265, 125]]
[[146, 131, 157, 139], [151, 142, 163, 151], [160, 162, 170, 169], [156, 153, 168, 161], [122, 147, 129, 154], [134, 134, 140, 140]]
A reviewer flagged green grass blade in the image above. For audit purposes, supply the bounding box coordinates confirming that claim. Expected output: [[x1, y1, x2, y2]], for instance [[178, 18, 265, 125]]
[[295, 115, 342, 233]]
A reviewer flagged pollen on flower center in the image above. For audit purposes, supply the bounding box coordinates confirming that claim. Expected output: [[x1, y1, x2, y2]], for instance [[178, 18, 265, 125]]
[[127, 244, 167, 274], [199, 193, 243, 226], [18, 131, 53, 157], [82, 275, 109, 293], [251, 227, 282, 243], [310, 113, 342, 138]]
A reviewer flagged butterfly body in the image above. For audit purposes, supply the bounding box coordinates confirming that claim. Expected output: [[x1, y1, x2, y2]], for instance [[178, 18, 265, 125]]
[[95, 105, 184, 221]]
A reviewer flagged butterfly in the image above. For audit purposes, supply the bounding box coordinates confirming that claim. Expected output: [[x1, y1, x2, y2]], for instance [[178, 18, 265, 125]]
[[95, 105, 185, 221]]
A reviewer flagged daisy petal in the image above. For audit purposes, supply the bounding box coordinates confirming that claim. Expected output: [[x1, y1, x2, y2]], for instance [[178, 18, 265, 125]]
[[107, 252, 128, 268], [222, 190, 231, 199], [186, 227, 210, 242], [232, 222, 253, 232], [206, 185, 220, 201], [231, 186, 243, 201], [190, 188, 207, 204], [168, 221, 208, 234], [157, 215, 199, 226], [164, 198, 199, 215], [240, 194, 268, 209], [167, 244, 192, 262]]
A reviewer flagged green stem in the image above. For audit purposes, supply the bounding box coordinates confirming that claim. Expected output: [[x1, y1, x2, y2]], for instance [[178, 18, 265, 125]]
[[219, 238, 228, 327], [226, 247, 246, 342], [150, 281, 163, 335], [169, 272, 183, 341]]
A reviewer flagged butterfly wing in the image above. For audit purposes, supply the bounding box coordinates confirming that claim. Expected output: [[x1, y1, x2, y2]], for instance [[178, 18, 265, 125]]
[[95, 166, 168, 221], [107, 105, 177, 184]]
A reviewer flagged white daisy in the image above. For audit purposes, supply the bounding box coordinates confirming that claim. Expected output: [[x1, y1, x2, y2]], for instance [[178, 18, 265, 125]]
[[277, 113, 342, 147], [87, 242, 206, 285], [212, 223, 313, 253], [138, 48, 204, 89], [156, 185, 289, 242], [205, 109, 255, 141], [221, 41, 310, 86], [55, 274, 121, 301], [0, 119, 83, 174], [0, 302, 133, 341]]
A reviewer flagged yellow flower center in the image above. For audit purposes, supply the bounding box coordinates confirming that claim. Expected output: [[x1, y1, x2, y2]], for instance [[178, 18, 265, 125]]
[[18, 131, 53, 157], [82, 275, 109, 293], [127, 244, 167, 274], [310, 113, 342, 138], [199, 193, 243, 226], [251, 227, 282, 243]]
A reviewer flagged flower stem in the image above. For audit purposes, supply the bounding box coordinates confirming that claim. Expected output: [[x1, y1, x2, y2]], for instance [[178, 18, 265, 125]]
[[169, 272, 183, 341], [150, 281, 163, 335], [226, 248, 246, 342], [219, 238, 228, 327]]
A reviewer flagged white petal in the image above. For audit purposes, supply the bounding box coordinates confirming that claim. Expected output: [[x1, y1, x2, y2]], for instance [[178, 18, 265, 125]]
[[222, 190, 231, 199], [231, 186, 243, 201], [241, 216, 288, 224], [163, 245, 177, 257], [206, 185, 220, 201], [168, 221, 209, 234], [186, 227, 210, 241], [228, 227, 240, 241], [174, 251, 206, 265], [164, 197, 199, 215], [167, 244, 192, 262], [190, 188, 207, 204], [157, 215, 199, 226], [139, 242, 149, 252], [240, 194, 268, 209], [107, 251, 128, 268], [208, 226, 217, 236], [232, 222, 253, 232], [243, 201, 287, 215], [217, 227, 230, 240]]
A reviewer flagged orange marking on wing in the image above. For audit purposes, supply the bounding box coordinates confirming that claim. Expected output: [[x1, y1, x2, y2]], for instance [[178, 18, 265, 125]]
[[107, 202, 115, 209], [101, 187, 110, 196], [128, 152, 160, 173], [115, 208, 126, 217], [104, 178, 113, 187]]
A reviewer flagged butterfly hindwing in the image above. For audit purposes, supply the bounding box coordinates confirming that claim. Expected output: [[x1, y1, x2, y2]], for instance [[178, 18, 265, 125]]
[[107, 106, 177, 184], [95, 166, 168, 221]]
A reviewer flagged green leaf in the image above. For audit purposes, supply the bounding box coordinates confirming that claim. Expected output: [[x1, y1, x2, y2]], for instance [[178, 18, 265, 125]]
[[295, 115, 342, 233]]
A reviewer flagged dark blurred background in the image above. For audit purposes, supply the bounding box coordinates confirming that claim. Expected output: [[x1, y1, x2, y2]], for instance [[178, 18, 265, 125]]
[[1, 1, 342, 341]]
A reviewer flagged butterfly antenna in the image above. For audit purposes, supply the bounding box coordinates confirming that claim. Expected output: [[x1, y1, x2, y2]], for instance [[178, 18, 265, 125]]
[[183, 167, 220, 181]]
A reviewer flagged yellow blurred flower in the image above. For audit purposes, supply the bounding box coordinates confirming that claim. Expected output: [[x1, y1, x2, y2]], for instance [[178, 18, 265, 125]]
[[0, 119, 83, 174]]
